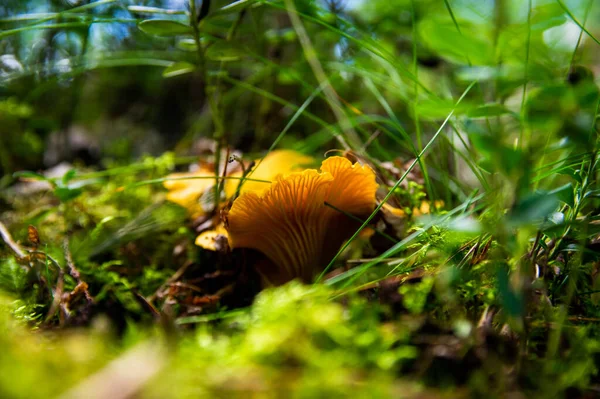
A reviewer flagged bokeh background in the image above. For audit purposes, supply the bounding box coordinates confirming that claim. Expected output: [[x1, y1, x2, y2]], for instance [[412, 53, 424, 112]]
[[3, 0, 598, 189]]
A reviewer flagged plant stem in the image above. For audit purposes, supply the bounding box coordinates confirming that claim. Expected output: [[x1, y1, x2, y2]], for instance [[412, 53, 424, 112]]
[[283, 0, 359, 151], [190, 0, 224, 212]]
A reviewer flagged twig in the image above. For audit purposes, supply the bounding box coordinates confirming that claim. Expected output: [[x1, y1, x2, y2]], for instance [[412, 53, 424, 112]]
[[0, 221, 27, 259], [232, 159, 255, 202], [216, 146, 230, 204], [361, 130, 381, 152], [63, 239, 93, 303], [45, 269, 65, 325], [149, 260, 193, 303]]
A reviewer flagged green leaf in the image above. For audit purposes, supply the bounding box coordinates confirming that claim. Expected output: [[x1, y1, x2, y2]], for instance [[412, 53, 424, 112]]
[[584, 189, 600, 200], [549, 183, 574, 207], [61, 169, 77, 185], [163, 62, 196, 78], [541, 212, 566, 239], [526, 85, 577, 129], [213, 0, 260, 16], [12, 171, 48, 181], [205, 41, 245, 61], [54, 187, 83, 202], [496, 266, 524, 318], [509, 191, 559, 226], [467, 103, 514, 118], [556, 166, 582, 183], [418, 17, 494, 65], [531, 3, 567, 31], [177, 38, 197, 51], [138, 19, 191, 36], [413, 98, 471, 119], [128, 5, 188, 15]]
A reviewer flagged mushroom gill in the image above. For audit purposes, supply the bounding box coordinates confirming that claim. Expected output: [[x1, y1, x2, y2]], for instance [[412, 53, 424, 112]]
[[225, 156, 378, 285], [191, 150, 315, 251]]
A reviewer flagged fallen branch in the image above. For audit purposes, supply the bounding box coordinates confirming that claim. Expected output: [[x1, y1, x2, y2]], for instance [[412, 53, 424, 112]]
[[0, 220, 27, 260]]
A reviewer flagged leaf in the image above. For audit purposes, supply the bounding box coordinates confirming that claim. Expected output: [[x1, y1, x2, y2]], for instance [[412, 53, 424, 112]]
[[163, 62, 196, 78], [213, 0, 259, 16], [413, 98, 471, 119], [61, 169, 77, 185], [584, 189, 600, 200], [138, 19, 191, 36], [554, 165, 582, 183], [508, 191, 559, 226], [54, 187, 83, 202], [177, 38, 197, 51], [467, 103, 514, 118], [526, 85, 576, 129], [13, 170, 48, 181], [496, 266, 524, 318], [500, 147, 525, 174], [418, 17, 494, 65], [549, 183, 574, 207], [530, 3, 567, 31], [205, 41, 245, 61], [468, 133, 525, 175], [541, 212, 566, 239], [127, 5, 188, 15]]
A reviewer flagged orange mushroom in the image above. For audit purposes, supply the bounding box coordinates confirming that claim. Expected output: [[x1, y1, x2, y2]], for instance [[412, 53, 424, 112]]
[[225, 156, 378, 285], [224, 149, 315, 197], [164, 150, 315, 217], [163, 165, 218, 219], [162, 150, 315, 251]]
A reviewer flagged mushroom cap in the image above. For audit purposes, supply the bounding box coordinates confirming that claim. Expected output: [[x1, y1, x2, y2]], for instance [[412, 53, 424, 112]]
[[163, 166, 217, 218], [164, 150, 314, 219], [225, 156, 378, 284], [224, 150, 315, 197]]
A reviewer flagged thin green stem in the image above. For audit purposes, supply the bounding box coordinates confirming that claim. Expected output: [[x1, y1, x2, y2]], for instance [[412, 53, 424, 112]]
[[519, 0, 532, 149], [565, 0, 594, 78], [124, 175, 271, 190], [556, 0, 600, 47], [190, 0, 225, 212], [411, 0, 422, 150], [283, 0, 359, 151]]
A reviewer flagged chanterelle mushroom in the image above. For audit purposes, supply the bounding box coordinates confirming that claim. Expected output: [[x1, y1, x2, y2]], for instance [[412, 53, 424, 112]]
[[225, 156, 378, 285]]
